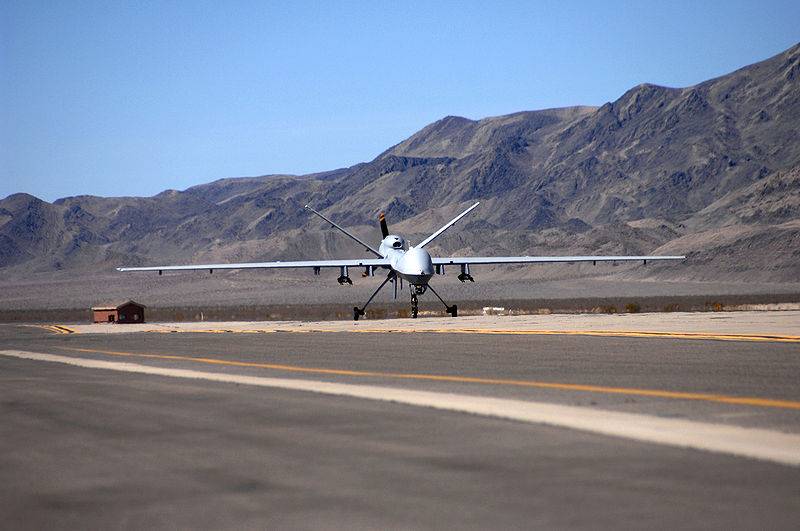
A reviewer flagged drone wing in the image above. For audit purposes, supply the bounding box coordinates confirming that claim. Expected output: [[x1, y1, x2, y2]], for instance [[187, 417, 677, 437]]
[[118, 258, 391, 274], [432, 255, 685, 266]]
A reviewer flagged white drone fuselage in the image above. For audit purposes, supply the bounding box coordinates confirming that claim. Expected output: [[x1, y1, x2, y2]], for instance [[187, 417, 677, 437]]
[[379, 235, 434, 286]]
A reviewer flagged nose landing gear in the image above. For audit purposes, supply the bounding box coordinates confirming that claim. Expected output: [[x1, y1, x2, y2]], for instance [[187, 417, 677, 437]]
[[408, 284, 456, 319]]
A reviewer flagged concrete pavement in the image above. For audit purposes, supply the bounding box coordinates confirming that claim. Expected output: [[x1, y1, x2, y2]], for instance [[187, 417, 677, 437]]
[[1, 323, 799, 529], [56, 309, 800, 340]]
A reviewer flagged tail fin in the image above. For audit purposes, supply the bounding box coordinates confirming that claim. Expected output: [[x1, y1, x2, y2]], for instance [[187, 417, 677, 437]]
[[416, 202, 480, 249], [379, 212, 389, 238], [304, 205, 382, 258]]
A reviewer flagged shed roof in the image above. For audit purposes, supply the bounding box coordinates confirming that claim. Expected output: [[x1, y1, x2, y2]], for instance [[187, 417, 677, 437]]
[[91, 300, 146, 311]]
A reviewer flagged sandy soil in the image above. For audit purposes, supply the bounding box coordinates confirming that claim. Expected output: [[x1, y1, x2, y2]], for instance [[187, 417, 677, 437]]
[[2, 269, 799, 311]]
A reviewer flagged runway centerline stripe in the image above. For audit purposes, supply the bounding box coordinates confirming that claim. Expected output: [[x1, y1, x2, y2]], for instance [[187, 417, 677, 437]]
[[2, 349, 799, 467], [59, 346, 800, 411]]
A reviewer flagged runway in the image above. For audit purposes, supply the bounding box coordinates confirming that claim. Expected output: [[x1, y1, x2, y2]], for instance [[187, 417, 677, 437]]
[[1, 322, 799, 529], [56, 309, 800, 340]]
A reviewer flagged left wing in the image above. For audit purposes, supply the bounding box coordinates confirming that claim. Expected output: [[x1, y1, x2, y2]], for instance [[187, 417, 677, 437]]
[[432, 255, 685, 266], [118, 258, 391, 273]]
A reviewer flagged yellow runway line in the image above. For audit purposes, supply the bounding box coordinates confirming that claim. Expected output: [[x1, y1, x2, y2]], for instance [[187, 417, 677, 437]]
[[29, 324, 76, 335], [61, 346, 800, 411], [341, 328, 800, 343]]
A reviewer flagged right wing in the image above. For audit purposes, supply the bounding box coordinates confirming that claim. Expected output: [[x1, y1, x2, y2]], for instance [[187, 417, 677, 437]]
[[118, 258, 391, 273], [432, 255, 685, 266]]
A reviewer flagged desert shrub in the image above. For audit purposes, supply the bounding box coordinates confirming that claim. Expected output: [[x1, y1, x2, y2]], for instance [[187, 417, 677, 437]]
[[663, 303, 680, 312], [625, 302, 641, 313]]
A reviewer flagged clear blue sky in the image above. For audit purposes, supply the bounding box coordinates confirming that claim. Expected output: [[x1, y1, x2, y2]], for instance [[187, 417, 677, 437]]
[[2, 0, 799, 201]]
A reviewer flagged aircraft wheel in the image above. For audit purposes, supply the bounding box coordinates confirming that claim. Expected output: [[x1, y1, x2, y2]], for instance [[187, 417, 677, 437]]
[[448, 305, 458, 317], [353, 307, 361, 321]]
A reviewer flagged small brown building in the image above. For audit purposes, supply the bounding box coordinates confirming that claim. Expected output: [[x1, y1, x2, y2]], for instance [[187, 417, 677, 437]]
[[91, 300, 146, 324]]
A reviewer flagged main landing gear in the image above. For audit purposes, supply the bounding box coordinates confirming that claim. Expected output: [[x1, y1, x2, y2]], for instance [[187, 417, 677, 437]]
[[353, 272, 395, 321], [427, 284, 457, 317], [352, 274, 459, 321]]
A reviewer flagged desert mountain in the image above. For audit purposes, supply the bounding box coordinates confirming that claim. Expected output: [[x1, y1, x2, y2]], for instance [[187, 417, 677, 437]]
[[2, 43, 799, 282]]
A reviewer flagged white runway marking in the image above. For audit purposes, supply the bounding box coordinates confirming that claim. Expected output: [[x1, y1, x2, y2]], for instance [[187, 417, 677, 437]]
[[3, 350, 800, 467]]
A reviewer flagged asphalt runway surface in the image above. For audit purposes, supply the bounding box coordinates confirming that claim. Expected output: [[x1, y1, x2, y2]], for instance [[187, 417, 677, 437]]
[[1, 323, 799, 529]]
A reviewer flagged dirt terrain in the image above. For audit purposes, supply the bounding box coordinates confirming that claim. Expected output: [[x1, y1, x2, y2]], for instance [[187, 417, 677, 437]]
[[1, 267, 797, 323]]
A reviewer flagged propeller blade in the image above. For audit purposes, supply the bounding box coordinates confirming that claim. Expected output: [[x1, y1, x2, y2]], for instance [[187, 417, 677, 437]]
[[379, 212, 389, 238]]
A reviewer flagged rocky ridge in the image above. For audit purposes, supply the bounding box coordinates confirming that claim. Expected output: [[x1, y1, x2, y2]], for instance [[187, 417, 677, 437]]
[[2, 43, 799, 283]]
